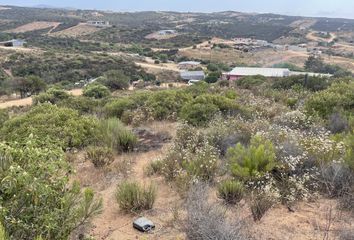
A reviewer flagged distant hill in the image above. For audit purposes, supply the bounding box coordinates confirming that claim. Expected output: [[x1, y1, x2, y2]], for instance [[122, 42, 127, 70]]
[[0, 5, 354, 43]]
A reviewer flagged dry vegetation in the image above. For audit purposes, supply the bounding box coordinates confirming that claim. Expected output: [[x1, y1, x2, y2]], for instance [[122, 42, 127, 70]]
[[50, 23, 101, 37], [5, 21, 60, 33]]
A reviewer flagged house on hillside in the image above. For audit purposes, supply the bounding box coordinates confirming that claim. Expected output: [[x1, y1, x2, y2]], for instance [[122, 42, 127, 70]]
[[223, 66, 333, 81], [178, 61, 201, 70], [158, 30, 177, 35], [0, 39, 26, 47], [180, 71, 205, 81], [87, 21, 110, 27], [223, 67, 291, 80]]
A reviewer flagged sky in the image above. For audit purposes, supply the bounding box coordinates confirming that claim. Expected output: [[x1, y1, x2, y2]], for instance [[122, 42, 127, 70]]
[[1, 0, 354, 19]]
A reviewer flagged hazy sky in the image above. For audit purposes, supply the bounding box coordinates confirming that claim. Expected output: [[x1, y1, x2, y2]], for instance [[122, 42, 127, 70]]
[[1, 0, 354, 19]]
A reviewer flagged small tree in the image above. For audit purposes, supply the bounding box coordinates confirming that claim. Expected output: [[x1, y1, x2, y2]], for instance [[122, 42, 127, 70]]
[[100, 70, 130, 90], [227, 135, 277, 179], [12, 75, 46, 98], [83, 83, 111, 99], [304, 56, 325, 73]]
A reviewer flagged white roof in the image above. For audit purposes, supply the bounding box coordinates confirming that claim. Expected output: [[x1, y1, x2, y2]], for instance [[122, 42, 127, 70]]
[[290, 71, 333, 78], [228, 67, 290, 77], [178, 61, 201, 65]]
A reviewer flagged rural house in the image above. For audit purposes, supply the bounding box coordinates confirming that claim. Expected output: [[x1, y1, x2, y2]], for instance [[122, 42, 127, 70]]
[[180, 71, 205, 81], [223, 67, 291, 80], [87, 21, 110, 27], [0, 39, 26, 47], [223, 66, 333, 80]]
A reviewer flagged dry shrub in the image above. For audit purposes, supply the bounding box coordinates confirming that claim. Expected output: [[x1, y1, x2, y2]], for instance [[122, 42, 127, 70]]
[[186, 182, 246, 240], [145, 160, 164, 176], [250, 192, 275, 221], [85, 146, 114, 168]]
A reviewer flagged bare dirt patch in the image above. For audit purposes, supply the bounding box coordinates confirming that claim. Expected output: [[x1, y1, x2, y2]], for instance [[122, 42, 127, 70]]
[[0, 89, 83, 109], [145, 32, 179, 40], [6, 21, 60, 33], [50, 23, 101, 37]]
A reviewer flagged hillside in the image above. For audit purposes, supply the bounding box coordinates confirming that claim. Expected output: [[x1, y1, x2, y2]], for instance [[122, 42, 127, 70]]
[[0, 4, 354, 240]]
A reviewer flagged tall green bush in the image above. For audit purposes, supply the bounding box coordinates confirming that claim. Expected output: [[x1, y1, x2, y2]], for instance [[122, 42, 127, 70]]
[[0, 138, 102, 239], [98, 118, 137, 152], [1, 104, 99, 149], [305, 82, 354, 119], [83, 83, 111, 99]]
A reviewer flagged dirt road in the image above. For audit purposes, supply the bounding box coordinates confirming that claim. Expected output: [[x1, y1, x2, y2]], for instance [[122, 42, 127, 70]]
[[0, 89, 83, 109]]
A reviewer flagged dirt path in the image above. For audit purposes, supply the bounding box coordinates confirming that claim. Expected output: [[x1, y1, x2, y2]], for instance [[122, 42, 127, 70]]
[[135, 62, 179, 72], [0, 89, 83, 109], [306, 31, 336, 43]]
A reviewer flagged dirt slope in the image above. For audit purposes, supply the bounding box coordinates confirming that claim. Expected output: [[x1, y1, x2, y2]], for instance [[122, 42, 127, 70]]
[[5, 21, 60, 33]]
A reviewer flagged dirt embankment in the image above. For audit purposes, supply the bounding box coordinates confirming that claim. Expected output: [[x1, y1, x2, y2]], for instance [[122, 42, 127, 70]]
[[5, 21, 61, 33]]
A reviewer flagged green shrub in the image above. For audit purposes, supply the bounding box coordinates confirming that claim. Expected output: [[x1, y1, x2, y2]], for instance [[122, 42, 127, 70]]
[[0, 109, 9, 128], [205, 71, 220, 83], [345, 133, 354, 171], [180, 94, 240, 126], [273, 75, 330, 92], [0, 222, 8, 240], [58, 96, 102, 114], [305, 82, 354, 119], [146, 90, 191, 120], [161, 124, 219, 182], [0, 138, 102, 239], [228, 135, 277, 179], [180, 102, 219, 126], [217, 180, 244, 204], [115, 181, 156, 212], [98, 118, 137, 152], [99, 70, 130, 90], [83, 83, 111, 99], [145, 160, 164, 176], [1, 104, 99, 149], [286, 98, 298, 109], [236, 75, 266, 89], [86, 146, 114, 168], [104, 98, 135, 118], [182, 141, 219, 181], [33, 87, 70, 105]]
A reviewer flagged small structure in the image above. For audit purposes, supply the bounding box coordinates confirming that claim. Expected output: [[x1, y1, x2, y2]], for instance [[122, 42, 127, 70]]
[[290, 71, 332, 78], [223, 66, 333, 81], [87, 21, 110, 27], [180, 71, 205, 81], [0, 39, 26, 47], [158, 29, 176, 35], [223, 67, 291, 80], [178, 61, 201, 70]]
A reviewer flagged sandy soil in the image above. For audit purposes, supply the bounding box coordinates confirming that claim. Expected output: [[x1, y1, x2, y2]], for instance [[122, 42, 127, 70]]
[[0, 89, 83, 109], [5, 21, 60, 33], [71, 122, 183, 240], [68, 120, 354, 240], [50, 23, 101, 37], [135, 62, 179, 72], [306, 31, 336, 43], [145, 32, 179, 40]]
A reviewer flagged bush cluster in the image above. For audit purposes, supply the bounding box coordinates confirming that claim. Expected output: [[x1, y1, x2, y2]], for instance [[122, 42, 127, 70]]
[[115, 181, 156, 213], [86, 146, 115, 168]]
